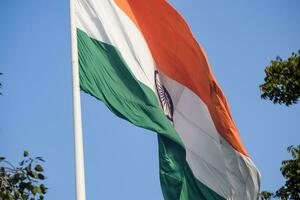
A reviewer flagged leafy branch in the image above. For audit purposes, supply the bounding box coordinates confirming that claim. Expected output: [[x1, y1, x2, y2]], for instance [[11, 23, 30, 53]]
[[260, 50, 300, 106], [0, 151, 47, 200], [260, 145, 300, 200]]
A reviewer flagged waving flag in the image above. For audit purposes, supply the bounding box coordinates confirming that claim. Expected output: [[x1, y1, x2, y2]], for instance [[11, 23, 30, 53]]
[[74, 0, 260, 199]]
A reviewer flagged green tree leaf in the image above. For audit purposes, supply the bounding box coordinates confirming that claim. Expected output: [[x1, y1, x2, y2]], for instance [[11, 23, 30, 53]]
[[37, 173, 45, 180], [23, 151, 29, 157], [0, 151, 47, 199], [34, 164, 44, 172], [260, 50, 300, 106]]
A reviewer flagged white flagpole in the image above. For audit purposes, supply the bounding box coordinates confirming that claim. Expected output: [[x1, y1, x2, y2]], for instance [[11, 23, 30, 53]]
[[70, 0, 86, 199]]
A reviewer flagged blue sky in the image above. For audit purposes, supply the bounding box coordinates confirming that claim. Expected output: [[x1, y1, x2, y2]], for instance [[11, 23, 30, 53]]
[[0, 0, 299, 199]]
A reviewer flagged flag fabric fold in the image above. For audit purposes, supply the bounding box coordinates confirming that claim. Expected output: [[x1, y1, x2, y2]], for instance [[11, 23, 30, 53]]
[[74, 0, 260, 199]]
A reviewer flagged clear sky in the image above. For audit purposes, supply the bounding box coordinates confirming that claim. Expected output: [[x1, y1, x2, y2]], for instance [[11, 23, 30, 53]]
[[0, 0, 299, 199]]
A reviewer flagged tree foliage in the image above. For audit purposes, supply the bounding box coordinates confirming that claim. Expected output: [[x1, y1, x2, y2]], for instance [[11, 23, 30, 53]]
[[274, 145, 300, 199], [260, 191, 273, 200], [260, 145, 300, 200], [0, 151, 47, 200], [260, 51, 300, 106]]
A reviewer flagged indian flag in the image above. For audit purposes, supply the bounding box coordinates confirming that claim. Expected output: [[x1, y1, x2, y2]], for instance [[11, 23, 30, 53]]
[[74, 0, 260, 199]]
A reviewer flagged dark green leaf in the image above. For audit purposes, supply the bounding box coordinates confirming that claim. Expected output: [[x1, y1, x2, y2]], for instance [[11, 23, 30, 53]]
[[23, 151, 29, 157], [37, 173, 45, 180], [34, 164, 44, 172], [28, 171, 38, 178], [35, 157, 45, 162]]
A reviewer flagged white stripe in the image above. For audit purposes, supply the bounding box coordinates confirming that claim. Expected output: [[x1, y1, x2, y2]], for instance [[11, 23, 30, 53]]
[[74, 0, 260, 199], [75, 0, 157, 93], [160, 73, 260, 199]]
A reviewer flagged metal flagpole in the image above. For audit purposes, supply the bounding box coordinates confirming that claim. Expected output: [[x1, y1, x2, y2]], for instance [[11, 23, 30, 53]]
[[70, 0, 86, 199]]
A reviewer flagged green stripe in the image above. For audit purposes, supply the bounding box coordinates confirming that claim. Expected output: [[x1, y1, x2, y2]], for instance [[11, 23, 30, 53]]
[[77, 28, 225, 200]]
